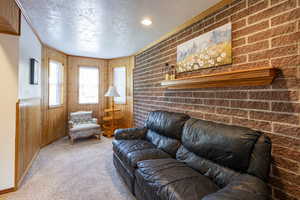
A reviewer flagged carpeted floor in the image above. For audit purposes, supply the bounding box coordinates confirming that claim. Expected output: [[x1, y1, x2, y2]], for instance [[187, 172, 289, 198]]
[[1, 137, 135, 200]]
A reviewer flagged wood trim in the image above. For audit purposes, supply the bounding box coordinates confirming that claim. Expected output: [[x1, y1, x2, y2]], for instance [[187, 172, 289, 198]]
[[16, 150, 39, 188], [135, 0, 234, 55], [14, 100, 20, 189], [14, 0, 41, 42], [161, 67, 276, 89], [0, 187, 16, 195]]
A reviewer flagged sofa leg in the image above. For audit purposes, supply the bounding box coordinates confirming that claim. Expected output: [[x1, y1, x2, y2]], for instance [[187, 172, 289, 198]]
[[70, 138, 74, 145]]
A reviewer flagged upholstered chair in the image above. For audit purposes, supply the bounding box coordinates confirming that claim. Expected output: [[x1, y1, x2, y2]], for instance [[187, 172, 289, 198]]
[[68, 111, 101, 144]]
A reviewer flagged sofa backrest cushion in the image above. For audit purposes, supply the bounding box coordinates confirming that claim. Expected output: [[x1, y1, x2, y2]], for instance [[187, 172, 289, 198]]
[[145, 111, 190, 157], [180, 118, 270, 175], [145, 110, 190, 140], [146, 130, 181, 157], [176, 145, 241, 188]]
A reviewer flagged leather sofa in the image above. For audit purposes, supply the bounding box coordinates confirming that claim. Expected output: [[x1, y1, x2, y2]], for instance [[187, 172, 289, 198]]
[[112, 111, 271, 200]]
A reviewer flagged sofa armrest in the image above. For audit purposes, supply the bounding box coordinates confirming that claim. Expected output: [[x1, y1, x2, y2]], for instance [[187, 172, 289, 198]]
[[202, 175, 269, 200], [114, 128, 147, 140]]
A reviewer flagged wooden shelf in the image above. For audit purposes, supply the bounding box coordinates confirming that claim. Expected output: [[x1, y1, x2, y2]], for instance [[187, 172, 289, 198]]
[[104, 108, 121, 113], [103, 115, 122, 121], [161, 67, 276, 89]]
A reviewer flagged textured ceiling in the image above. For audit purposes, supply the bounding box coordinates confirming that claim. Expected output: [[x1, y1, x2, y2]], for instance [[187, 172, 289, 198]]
[[19, 0, 220, 59]]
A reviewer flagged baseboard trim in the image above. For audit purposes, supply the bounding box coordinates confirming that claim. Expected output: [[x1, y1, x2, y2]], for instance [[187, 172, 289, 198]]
[[17, 149, 40, 188], [0, 187, 16, 195]]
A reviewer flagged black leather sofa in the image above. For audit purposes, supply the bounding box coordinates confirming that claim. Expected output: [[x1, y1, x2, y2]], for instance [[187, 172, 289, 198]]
[[112, 111, 271, 200]]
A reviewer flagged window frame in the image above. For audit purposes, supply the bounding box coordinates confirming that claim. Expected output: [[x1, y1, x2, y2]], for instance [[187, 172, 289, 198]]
[[48, 59, 64, 109], [112, 66, 127, 105], [78, 65, 100, 105]]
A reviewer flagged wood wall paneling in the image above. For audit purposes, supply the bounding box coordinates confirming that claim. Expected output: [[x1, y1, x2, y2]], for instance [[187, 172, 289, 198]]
[[41, 46, 68, 146], [108, 56, 134, 128], [67, 56, 108, 121], [0, 0, 20, 35], [16, 98, 41, 186]]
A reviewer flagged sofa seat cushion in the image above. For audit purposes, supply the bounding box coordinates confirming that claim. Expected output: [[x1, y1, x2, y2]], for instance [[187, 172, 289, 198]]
[[112, 140, 171, 173], [70, 124, 100, 132], [136, 159, 219, 200]]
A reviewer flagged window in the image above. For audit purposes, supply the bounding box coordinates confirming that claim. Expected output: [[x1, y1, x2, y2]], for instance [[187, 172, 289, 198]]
[[113, 66, 126, 104], [49, 60, 64, 107], [79, 66, 99, 104]]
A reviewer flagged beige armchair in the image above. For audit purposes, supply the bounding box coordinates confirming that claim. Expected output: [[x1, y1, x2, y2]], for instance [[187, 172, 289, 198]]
[[68, 111, 101, 144]]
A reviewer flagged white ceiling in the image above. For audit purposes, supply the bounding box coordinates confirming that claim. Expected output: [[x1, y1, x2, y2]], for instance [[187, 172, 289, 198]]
[[19, 0, 220, 59]]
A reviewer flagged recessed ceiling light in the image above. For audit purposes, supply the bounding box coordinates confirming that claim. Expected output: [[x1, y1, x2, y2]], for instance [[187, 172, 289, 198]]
[[141, 18, 152, 26]]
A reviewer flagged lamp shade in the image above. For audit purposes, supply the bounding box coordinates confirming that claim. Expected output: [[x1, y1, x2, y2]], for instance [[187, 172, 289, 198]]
[[105, 86, 120, 97]]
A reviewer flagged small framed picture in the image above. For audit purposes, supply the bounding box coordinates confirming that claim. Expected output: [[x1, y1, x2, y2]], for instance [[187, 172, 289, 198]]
[[30, 58, 39, 85]]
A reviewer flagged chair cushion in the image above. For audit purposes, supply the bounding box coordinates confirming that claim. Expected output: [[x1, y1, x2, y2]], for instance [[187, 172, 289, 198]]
[[182, 118, 261, 172], [70, 123, 100, 132], [112, 140, 171, 174], [135, 159, 219, 200]]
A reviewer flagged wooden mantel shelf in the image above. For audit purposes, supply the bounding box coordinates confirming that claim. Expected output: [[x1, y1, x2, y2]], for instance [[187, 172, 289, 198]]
[[161, 67, 276, 89]]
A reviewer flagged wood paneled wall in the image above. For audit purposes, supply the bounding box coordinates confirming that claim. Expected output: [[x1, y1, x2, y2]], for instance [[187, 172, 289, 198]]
[[108, 56, 134, 128], [0, 0, 20, 35], [67, 56, 108, 120], [16, 98, 41, 186], [41, 46, 68, 146]]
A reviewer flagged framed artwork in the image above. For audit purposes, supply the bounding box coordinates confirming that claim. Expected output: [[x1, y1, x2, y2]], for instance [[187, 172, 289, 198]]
[[30, 58, 39, 85], [177, 23, 232, 73]]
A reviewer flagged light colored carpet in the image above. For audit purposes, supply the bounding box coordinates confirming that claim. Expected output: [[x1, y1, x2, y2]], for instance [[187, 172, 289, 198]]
[[2, 137, 135, 200]]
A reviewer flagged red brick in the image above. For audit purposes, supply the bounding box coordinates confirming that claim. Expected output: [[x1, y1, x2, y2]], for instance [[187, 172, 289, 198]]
[[271, 0, 288, 5], [232, 38, 246, 47], [216, 1, 246, 21], [272, 166, 300, 186], [273, 123, 300, 138], [232, 19, 246, 30], [231, 100, 270, 110], [233, 55, 247, 64], [216, 108, 248, 117], [216, 91, 248, 99], [234, 40, 269, 56], [272, 155, 299, 172], [249, 45, 298, 61], [272, 78, 300, 90], [249, 90, 299, 101], [271, 55, 300, 67], [204, 113, 231, 124], [272, 145, 300, 162], [203, 99, 230, 107], [193, 92, 215, 98], [193, 105, 215, 113], [271, 8, 300, 26], [273, 188, 299, 200], [248, 0, 297, 24], [250, 111, 299, 124], [272, 102, 300, 113], [232, 117, 272, 132], [232, 0, 269, 21], [271, 177, 300, 199], [232, 20, 269, 38], [188, 111, 204, 119], [248, 22, 296, 44], [271, 32, 300, 47]]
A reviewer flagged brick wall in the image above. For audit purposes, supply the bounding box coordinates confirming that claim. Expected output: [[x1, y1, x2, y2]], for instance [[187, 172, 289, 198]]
[[133, 0, 300, 199]]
